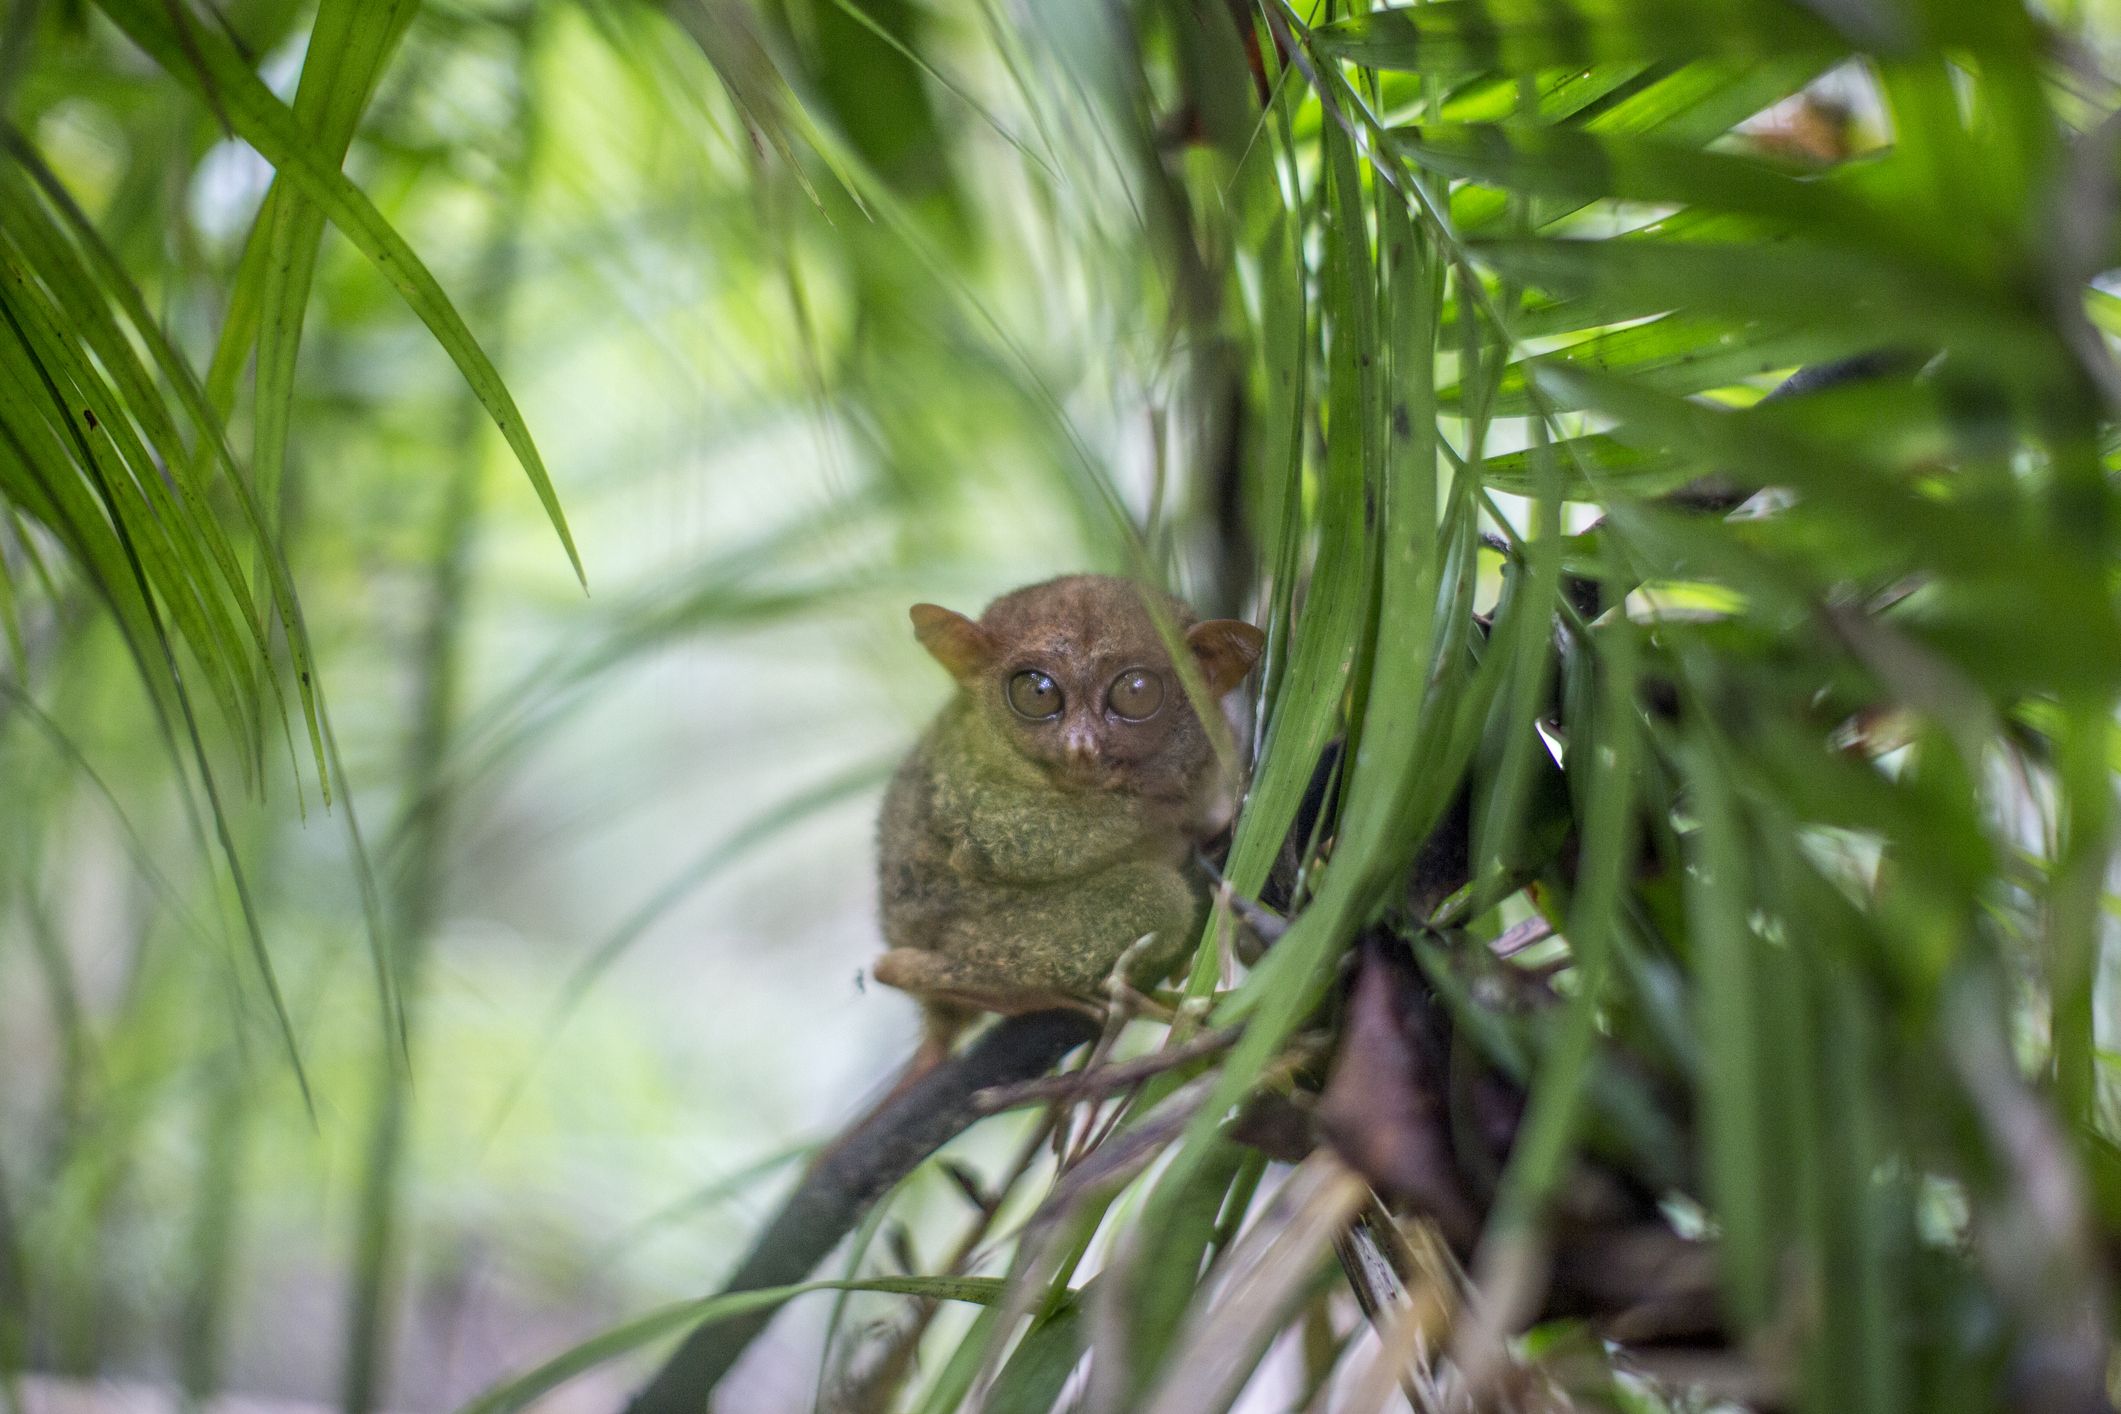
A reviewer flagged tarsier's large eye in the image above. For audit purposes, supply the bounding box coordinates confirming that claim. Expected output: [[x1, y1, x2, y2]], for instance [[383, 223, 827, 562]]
[[1007, 670, 1063, 720], [1107, 668, 1164, 721]]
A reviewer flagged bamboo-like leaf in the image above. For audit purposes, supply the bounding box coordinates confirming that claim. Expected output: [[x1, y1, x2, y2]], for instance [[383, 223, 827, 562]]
[[1680, 735, 1774, 1329], [458, 1276, 1037, 1414], [0, 248, 260, 759], [1139, 1153, 1367, 1414], [983, 1302, 1085, 1414], [1478, 433, 1687, 497], [1482, 584, 1641, 1237], [5, 132, 332, 797], [1198, 86, 1377, 934], [1475, 237, 2049, 371], [1458, 315, 1863, 415], [1315, 0, 2015, 75], [1437, 61, 1659, 125], [1094, 1139, 1248, 1407], [0, 296, 313, 1112], [91, 0, 586, 586], [241, 0, 419, 555], [1313, 0, 1848, 75], [0, 160, 278, 681], [1401, 121, 1873, 230]]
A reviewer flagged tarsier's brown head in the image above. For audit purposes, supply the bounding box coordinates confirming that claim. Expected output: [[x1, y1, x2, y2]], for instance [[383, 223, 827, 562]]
[[909, 575, 1265, 796]]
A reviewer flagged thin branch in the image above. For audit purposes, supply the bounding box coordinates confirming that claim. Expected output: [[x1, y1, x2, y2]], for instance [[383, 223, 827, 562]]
[[621, 1009, 1100, 1414], [974, 1026, 1242, 1114]]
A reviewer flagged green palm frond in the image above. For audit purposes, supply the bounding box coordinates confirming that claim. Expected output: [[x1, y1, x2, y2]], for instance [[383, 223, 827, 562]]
[[6, 0, 2120, 1409]]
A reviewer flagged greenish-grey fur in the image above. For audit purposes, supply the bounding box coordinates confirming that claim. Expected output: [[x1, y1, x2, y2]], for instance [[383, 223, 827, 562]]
[[879, 700, 1201, 993]]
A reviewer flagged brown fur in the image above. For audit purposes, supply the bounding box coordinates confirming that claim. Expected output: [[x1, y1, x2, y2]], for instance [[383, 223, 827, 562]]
[[876, 575, 1264, 1060]]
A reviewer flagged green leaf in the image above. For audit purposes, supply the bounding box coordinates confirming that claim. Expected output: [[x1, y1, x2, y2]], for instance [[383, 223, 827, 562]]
[[1479, 433, 1689, 498], [1462, 314, 1865, 415], [92, 0, 586, 587], [1477, 236, 2050, 374], [1438, 61, 1660, 125], [1313, 0, 1848, 75], [1401, 122, 1882, 234], [6, 132, 332, 799], [984, 1303, 1085, 1414], [1680, 736, 1774, 1328], [238, 0, 419, 556], [457, 1276, 1035, 1414]]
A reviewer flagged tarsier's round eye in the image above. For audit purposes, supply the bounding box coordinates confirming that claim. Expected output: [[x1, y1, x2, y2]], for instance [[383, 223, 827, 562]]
[[1107, 668, 1164, 721], [1007, 670, 1063, 720]]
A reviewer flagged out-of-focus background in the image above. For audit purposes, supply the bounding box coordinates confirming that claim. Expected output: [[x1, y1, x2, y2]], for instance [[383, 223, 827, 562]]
[[10, 0, 2121, 1410], [4, 1, 1201, 1406]]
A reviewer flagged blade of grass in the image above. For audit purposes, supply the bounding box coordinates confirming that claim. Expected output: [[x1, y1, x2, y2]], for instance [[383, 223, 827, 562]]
[[91, 0, 586, 587], [462, 1277, 1041, 1414]]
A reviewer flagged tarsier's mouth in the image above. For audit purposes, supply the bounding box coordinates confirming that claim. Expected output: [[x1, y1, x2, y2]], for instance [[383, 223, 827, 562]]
[[1047, 758, 1122, 792]]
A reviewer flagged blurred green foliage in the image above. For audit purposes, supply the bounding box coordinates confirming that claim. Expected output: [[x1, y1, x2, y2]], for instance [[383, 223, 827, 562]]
[[4, 0, 2121, 1410]]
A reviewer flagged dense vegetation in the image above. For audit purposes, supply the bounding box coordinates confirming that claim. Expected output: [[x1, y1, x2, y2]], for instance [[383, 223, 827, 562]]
[[4, 0, 2120, 1409]]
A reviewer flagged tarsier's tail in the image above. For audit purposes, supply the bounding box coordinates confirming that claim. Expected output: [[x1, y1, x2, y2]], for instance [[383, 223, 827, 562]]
[[809, 1003, 970, 1171]]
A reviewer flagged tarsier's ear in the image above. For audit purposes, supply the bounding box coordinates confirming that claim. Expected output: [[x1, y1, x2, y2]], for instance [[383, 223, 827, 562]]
[[910, 604, 998, 681], [1186, 619, 1266, 696]]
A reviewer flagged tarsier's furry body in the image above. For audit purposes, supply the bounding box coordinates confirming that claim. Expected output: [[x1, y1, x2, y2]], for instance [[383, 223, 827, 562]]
[[875, 575, 1265, 1061]]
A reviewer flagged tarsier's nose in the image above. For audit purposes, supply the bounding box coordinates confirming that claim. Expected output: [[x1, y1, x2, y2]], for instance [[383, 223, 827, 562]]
[[1061, 722, 1098, 764]]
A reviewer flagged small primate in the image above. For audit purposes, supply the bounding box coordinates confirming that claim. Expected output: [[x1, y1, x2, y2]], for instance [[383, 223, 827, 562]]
[[875, 574, 1266, 1070], [623, 576, 1263, 1412]]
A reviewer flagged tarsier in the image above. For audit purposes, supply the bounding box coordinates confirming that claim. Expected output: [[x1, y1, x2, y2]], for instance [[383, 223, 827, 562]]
[[875, 574, 1266, 1068]]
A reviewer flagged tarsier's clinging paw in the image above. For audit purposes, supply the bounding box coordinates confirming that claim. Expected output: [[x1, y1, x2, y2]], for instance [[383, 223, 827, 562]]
[[874, 574, 1264, 1068]]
